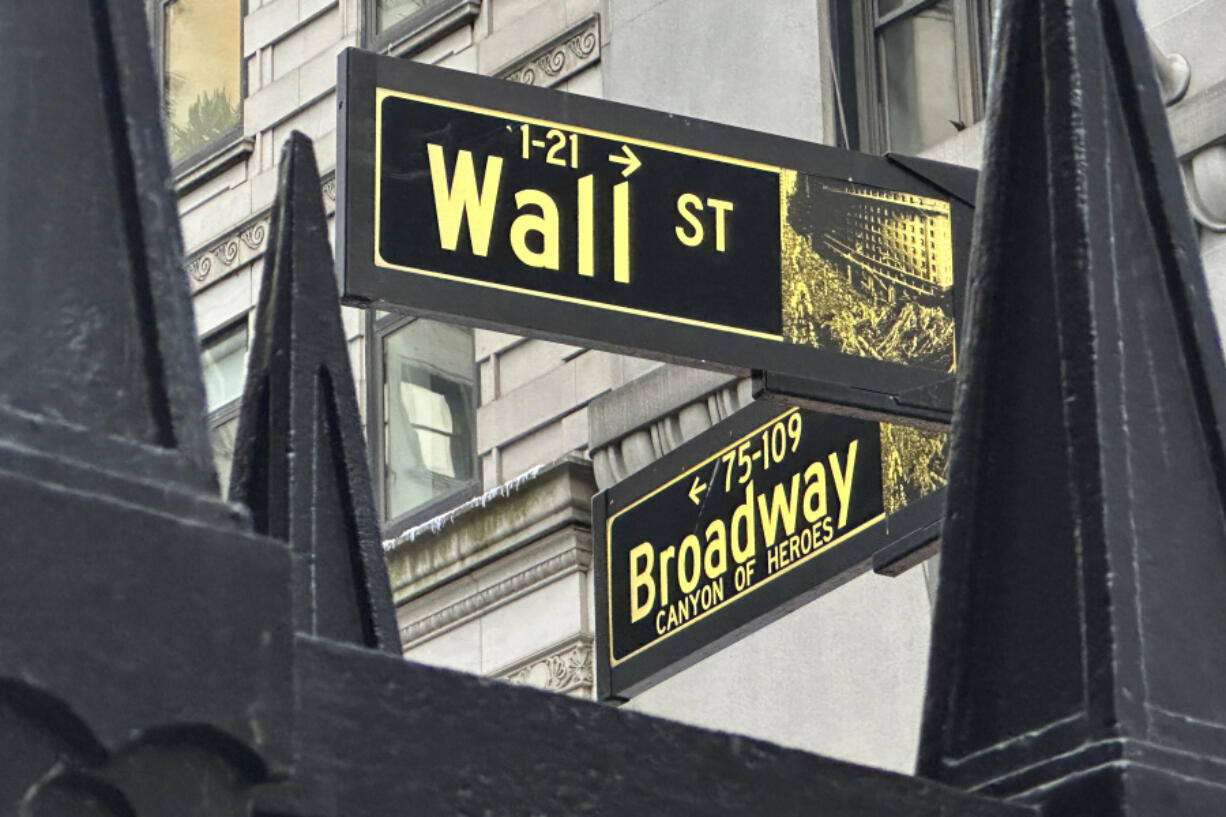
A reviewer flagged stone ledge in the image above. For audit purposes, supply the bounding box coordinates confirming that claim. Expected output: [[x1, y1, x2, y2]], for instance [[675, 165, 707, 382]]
[[379, 0, 481, 57], [385, 453, 596, 603], [173, 136, 255, 196]]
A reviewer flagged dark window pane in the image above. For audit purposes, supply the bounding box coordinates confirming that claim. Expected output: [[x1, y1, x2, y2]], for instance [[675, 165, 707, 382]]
[[376, 0, 444, 33], [201, 322, 248, 412], [383, 318, 475, 520], [878, 0, 960, 154], [164, 0, 241, 163], [877, 0, 910, 17]]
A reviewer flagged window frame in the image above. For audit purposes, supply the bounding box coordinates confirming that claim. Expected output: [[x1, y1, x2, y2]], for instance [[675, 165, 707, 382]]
[[825, 0, 992, 155], [365, 310, 480, 535], [362, 0, 481, 57], [149, 0, 248, 172]]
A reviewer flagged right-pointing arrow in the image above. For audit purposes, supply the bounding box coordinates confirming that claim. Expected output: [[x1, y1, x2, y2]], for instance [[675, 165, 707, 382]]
[[608, 144, 641, 177]]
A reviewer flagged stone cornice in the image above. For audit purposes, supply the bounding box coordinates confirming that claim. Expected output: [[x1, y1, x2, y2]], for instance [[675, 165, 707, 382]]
[[495, 15, 600, 88], [184, 171, 336, 293], [386, 454, 597, 602], [398, 546, 590, 645]]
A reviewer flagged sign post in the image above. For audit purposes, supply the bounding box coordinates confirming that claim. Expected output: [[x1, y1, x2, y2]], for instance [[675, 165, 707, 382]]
[[593, 401, 947, 700], [337, 49, 976, 426]]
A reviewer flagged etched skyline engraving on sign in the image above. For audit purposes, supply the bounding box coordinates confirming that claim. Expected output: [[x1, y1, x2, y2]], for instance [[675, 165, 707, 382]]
[[781, 173, 957, 372], [604, 407, 948, 665]]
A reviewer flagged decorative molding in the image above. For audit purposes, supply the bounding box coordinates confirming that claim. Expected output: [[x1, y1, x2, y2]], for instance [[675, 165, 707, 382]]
[[501, 638, 593, 694], [399, 546, 591, 645], [1164, 78, 1226, 233], [1182, 148, 1226, 232], [185, 171, 335, 292], [496, 15, 600, 89], [1148, 35, 1190, 107]]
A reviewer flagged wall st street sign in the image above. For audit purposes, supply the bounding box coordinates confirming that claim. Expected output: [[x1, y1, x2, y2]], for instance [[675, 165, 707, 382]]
[[337, 50, 977, 425], [593, 402, 948, 700]]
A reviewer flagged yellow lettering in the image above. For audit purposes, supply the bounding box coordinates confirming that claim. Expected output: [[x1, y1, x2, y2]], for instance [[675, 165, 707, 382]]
[[678, 534, 702, 594], [659, 545, 676, 607], [577, 174, 594, 276], [426, 144, 502, 256], [613, 181, 630, 283], [510, 189, 559, 269], [731, 482, 756, 564], [829, 440, 859, 529], [756, 474, 801, 548], [704, 519, 728, 579], [706, 198, 733, 252], [675, 193, 704, 246], [802, 461, 827, 523], [629, 542, 655, 623]]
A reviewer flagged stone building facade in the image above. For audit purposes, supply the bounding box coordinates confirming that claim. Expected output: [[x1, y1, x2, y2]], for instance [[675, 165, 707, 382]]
[[161, 0, 1226, 775]]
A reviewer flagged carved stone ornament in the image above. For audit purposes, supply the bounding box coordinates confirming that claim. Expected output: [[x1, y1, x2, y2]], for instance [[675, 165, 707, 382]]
[[497, 16, 600, 88], [503, 640, 594, 693], [184, 172, 335, 293]]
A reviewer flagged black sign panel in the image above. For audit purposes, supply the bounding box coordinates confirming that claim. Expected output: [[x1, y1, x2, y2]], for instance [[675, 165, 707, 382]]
[[594, 402, 948, 700], [338, 50, 977, 425], [376, 93, 781, 337]]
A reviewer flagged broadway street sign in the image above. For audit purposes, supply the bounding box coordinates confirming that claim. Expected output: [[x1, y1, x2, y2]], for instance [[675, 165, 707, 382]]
[[593, 401, 948, 700], [337, 50, 977, 426]]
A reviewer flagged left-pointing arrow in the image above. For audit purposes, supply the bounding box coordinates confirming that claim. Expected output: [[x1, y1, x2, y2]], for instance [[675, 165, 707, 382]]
[[608, 144, 641, 177], [688, 475, 707, 506]]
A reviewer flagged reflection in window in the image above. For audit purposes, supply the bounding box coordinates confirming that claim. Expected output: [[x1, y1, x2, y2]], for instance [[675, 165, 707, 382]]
[[382, 318, 476, 521], [201, 321, 247, 412], [877, 0, 960, 155], [375, 0, 446, 33], [163, 0, 242, 164], [200, 320, 248, 498], [210, 414, 240, 498]]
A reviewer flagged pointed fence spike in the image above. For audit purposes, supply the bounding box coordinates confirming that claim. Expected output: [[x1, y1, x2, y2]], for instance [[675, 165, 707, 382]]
[[230, 132, 400, 654], [0, 1, 217, 496], [919, 0, 1226, 813]]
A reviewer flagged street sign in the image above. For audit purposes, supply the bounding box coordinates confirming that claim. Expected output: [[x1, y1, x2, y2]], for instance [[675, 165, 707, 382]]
[[337, 50, 977, 425], [593, 401, 948, 700]]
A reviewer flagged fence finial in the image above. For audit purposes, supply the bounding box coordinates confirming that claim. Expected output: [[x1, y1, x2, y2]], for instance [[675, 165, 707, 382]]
[[919, 0, 1226, 812], [0, 1, 217, 500], [230, 132, 400, 653]]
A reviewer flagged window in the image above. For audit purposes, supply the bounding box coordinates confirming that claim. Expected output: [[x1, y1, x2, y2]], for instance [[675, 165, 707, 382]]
[[200, 319, 248, 497], [364, 0, 480, 55], [828, 0, 992, 154], [367, 313, 478, 529], [154, 0, 244, 166]]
